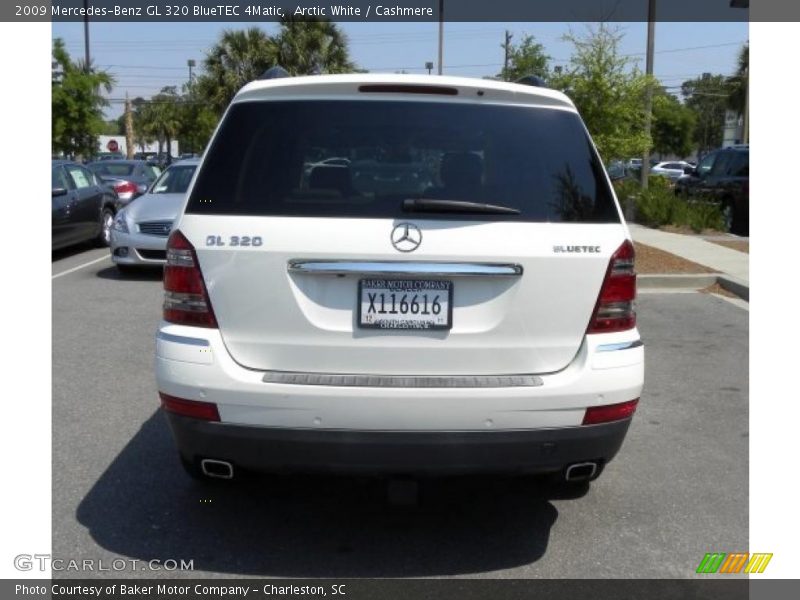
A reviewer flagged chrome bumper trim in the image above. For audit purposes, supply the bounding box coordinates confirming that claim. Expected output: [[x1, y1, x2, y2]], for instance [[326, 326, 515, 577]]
[[287, 260, 523, 277], [262, 371, 543, 388]]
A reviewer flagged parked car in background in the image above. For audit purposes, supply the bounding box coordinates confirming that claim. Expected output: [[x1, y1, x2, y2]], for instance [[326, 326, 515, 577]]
[[156, 74, 644, 484], [52, 160, 120, 250], [110, 159, 199, 272], [91, 152, 125, 162], [650, 161, 694, 181], [87, 160, 161, 205], [674, 146, 749, 235]]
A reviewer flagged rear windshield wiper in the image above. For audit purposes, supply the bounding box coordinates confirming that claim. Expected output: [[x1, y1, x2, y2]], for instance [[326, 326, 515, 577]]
[[402, 198, 521, 215]]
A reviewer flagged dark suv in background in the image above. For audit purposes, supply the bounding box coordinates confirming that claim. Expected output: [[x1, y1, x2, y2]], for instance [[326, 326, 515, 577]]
[[675, 145, 749, 235]]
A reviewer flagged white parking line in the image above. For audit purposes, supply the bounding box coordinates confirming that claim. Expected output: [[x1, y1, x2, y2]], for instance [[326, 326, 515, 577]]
[[52, 255, 111, 280]]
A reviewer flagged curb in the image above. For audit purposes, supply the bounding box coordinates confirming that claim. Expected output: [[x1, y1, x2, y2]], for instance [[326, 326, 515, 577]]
[[638, 274, 719, 289], [717, 275, 749, 301], [638, 273, 749, 301]]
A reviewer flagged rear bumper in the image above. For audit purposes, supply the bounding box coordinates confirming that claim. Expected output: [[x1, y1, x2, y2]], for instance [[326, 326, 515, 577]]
[[165, 412, 632, 475], [156, 322, 643, 474]]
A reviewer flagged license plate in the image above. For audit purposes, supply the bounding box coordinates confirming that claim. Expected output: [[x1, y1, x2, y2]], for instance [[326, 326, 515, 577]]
[[358, 279, 452, 330]]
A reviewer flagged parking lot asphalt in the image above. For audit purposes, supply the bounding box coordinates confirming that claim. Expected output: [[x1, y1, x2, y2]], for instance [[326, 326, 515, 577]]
[[52, 248, 748, 579]]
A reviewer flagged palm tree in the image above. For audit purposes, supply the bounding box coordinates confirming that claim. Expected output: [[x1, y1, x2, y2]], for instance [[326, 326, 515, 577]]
[[196, 28, 278, 115], [136, 87, 183, 157], [275, 18, 355, 76]]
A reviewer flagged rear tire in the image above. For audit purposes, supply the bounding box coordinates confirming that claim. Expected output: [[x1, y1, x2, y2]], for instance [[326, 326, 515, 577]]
[[96, 208, 114, 247]]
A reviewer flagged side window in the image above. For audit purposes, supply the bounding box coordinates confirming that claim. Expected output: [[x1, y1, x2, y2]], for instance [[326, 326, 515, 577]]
[[52, 166, 71, 190], [65, 165, 94, 189], [710, 152, 733, 177], [697, 152, 717, 176]]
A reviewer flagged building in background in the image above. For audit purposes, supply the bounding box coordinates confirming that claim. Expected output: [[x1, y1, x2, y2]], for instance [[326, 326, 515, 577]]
[[722, 110, 744, 147]]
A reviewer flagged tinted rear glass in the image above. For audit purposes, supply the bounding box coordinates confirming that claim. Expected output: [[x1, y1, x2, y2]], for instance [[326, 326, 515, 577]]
[[186, 100, 619, 223], [90, 163, 135, 177]]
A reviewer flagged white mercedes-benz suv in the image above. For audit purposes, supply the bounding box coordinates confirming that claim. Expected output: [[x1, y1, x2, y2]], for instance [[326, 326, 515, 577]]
[[155, 74, 644, 483]]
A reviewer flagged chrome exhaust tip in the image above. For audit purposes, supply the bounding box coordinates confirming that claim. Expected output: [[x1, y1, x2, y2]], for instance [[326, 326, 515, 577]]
[[565, 462, 597, 482], [200, 459, 234, 479]]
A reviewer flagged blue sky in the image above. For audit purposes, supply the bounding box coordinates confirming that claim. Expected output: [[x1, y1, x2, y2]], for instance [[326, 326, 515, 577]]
[[51, 21, 748, 119]]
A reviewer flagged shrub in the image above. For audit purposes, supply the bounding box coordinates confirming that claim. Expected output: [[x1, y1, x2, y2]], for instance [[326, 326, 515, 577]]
[[632, 176, 724, 232]]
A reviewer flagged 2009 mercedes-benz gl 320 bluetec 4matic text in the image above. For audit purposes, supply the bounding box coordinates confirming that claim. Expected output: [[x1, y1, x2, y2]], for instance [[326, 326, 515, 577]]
[[155, 74, 644, 483]]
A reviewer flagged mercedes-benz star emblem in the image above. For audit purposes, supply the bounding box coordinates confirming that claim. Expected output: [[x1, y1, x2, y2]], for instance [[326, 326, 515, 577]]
[[391, 223, 422, 253]]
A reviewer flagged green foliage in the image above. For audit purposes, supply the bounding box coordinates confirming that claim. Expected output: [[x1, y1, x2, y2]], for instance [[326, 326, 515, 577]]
[[100, 120, 123, 135], [727, 44, 748, 115], [652, 92, 696, 158], [633, 177, 724, 232], [196, 21, 356, 116], [681, 73, 729, 153], [498, 34, 550, 82], [196, 27, 278, 116], [51, 38, 115, 158], [132, 85, 218, 154], [276, 17, 355, 76], [549, 25, 654, 161]]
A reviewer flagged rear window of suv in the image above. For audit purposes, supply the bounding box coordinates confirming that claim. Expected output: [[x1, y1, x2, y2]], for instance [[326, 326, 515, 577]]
[[186, 100, 619, 223]]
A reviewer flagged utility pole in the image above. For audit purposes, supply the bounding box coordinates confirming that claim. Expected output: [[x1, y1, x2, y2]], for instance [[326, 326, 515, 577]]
[[437, 0, 443, 75], [187, 59, 196, 84], [124, 93, 135, 159], [83, 0, 90, 71], [503, 30, 513, 81], [640, 0, 656, 189]]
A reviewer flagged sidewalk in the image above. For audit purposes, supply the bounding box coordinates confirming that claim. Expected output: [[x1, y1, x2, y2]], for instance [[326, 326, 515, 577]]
[[629, 224, 749, 284], [629, 224, 749, 301]]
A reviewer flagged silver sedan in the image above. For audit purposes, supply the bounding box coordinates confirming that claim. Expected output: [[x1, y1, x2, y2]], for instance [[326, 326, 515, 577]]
[[109, 159, 199, 271]]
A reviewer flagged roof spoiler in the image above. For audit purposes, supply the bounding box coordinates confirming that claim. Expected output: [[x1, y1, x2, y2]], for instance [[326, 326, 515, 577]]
[[515, 75, 547, 88], [259, 66, 291, 80]]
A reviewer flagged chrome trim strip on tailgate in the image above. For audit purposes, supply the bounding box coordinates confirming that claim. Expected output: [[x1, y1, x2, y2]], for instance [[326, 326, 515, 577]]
[[288, 260, 523, 277], [595, 340, 643, 352], [262, 371, 543, 388], [157, 332, 210, 347]]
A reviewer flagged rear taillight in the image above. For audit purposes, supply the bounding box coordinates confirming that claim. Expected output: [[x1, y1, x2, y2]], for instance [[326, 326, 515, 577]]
[[113, 180, 137, 196], [159, 392, 220, 421], [587, 240, 636, 334], [583, 399, 639, 425], [163, 230, 217, 327]]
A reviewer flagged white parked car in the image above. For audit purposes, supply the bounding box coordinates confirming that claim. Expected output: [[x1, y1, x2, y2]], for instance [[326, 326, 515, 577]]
[[651, 161, 693, 181], [110, 159, 199, 271], [155, 75, 644, 484]]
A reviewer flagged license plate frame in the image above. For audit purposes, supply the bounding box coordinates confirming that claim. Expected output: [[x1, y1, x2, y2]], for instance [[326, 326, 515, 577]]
[[357, 278, 453, 330]]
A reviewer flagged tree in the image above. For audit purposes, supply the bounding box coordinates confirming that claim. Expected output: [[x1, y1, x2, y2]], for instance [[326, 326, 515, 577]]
[[51, 38, 115, 158], [498, 34, 550, 82], [549, 25, 653, 161], [195, 27, 278, 115], [195, 22, 357, 116], [681, 73, 728, 153], [134, 87, 183, 156], [651, 91, 696, 158], [727, 43, 748, 115], [177, 81, 219, 153], [275, 18, 355, 76]]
